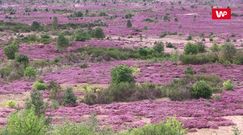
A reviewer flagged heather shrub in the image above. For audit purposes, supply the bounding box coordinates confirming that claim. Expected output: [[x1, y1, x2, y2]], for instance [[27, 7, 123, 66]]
[[120, 117, 185, 135], [32, 81, 47, 90], [25, 90, 46, 115], [223, 80, 234, 90], [153, 42, 164, 53], [4, 43, 18, 59], [111, 65, 135, 84], [63, 88, 77, 106], [48, 81, 62, 101], [15, 54, 29, 67], [24, 66, 37, 79], [191, 80, 212, 99], [219, 43, 236, 63], [56, 34, 69, 51], [4, 109, 48, 135]]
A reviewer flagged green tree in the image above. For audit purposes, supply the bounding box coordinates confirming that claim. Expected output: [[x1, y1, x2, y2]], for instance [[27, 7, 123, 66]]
[[5, 109, 48, 135], [25, 90, 46, 116], [63, 88, 77, 106]]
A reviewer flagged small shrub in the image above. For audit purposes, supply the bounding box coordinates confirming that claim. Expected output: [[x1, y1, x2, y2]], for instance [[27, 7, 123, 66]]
[[52, 17, 58, 30], [6, 100, 16, 108], [153, 42, 164, 53], [5, 109, 48, 135], [16, 54, 29, 67], [219, 42, 236, 63], [120, 117, 185, 135], [92, 27, 105, 39], [223, 80, 234, 90], [63, 88, 77, 106], [75, 31, 91, 41], [180, 53, 218, 64], [4, 43, 18, 59], [184, 43, 198, 54], [24, 66, 37, 78], [166, 42, 174, 48], [31, 21, 42, 31], [127, 20, 132, 28], [40, 34, 51, 44], [184, 67, 194, 75], [187, 35, 192, 40], [56, 34, 69, 51], [25, 90, 46, 116], [32, 81, 47, 90], [111, 65, 134, 85], [191, 80, 212, 99], [210, 44, 220, 52], [51, 100, 60, 109]]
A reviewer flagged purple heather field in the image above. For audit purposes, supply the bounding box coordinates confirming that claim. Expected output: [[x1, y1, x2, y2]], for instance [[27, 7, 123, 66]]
[[0, 0, 243, 134]]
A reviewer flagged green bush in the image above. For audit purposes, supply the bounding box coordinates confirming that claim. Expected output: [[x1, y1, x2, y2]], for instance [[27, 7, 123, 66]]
[[4, 109, 48, 135], [63, 88, 77, 106], [191, 80, 212, 99], [91, 27, 105, 39], [219, 43, 237, 63], [210, 44, 220, 52], [180, 53, 218, 64], [40, 34, 51, 44], [75, 31, 91, 41], [120, 118, 185, 135], [111, 65, 134, 84], [56, 34, 69, 51], [6, 100, 16, 108], [184, 42, 205, 54], [31, 21, 42, 31], [4, 43, 19, 59], [24, 66, 37, 78], [223, 80, 234, 90], [184, 67, 194, 75], [25, 90, 46, 115], [16, 54, 29, 67], [32, 81, 47, 90], [153, 42, 164, 53]]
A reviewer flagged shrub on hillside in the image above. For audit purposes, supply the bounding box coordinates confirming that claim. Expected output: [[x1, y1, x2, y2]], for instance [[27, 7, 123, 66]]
[[111, 65, 134, 84], [24, 66, 37, 78], [25, 90, 46, 116], [4, 109, 48, 135], [184, 66, 194, 75], [127, 20, 132, 28], [56, 34, 69, 51], [16, 54, 29, 67], [180, 53, 218, 64], [184, 42, 205, 54], [119, 117, 185, 135], [75, 31, 91, 41], [153, 42, 164, 53], [223, 80, 234, 90], [63, 88, 77, 106], [31, 21, 42, 31], [32, 80, 47, 90], [219, 43, 236, 63], [4, 43, 18, 59], [91, 27, 105, 39], [191, 80, 212, 99]]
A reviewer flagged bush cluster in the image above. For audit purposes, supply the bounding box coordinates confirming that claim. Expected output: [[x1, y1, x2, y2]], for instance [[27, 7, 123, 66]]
[[74, 27, 105, 41], [184, 42, 205, 55]]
